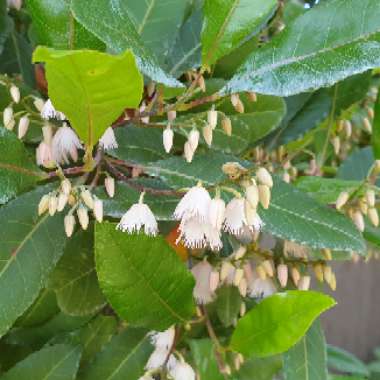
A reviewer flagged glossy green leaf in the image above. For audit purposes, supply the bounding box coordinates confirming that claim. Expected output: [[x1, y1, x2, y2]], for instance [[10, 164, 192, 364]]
[[230, 291, 336, 357], [145, 151, 247, 189], [72, 0, 183, 87], [0, 127, 44, 205], [295, 177, 362, 204], [327, 345, 369, 377], [126, 0, 187, 58], [201, 0, 277, 66], [0, 1, 12, 55], [0, 344, 81, 380], [283, 320, 328, 380], [373, 86, 380, 159], [95, 222, 195, 330], [177, 94, 286, 154], [189, 339, 225, 380], [222, 0, 380, 96], [95, 182, 178, 221], [0, 185, 67, 338], [233, 355, 283, 380], [33, 47, 143, 148], [49, 229, 105, 316], [261, 179, 366, 253], [26, 0, 104, 50], [80, 328, 153, 380], [215, 285, 242, 327]]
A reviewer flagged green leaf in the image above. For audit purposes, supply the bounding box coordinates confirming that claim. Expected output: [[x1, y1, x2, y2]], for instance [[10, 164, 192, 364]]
[[48, 229, 105, 316], [215, 285, 242, 327], [283, 320, 328, 380], [26, 0, 104, 50], [80, 328, 153, 380], [261, 179, 366, 253], [16, 289, 59, 328], [177, 94, 286, 154], [0, 1, 12, 55], [222, 0, 380, 96], [95, 182, 178, 221], [95, 222, 195, 330], [189, 339, 225, 380], [0, 127, 44, 205], [233, 355, 283, 380], [126, 0, 187, 58], [295, 177, 362, 204], [71, 0, 183, 87], [373, 85, 380, 159], [145, 151, 247, 189], [201, 0, 277, 66], [0, 185, 67, 338], [327, 345, 369, 377], [230, 290, 336, 357], [32, 47, 143, 148], [0, 344, 81, 380]]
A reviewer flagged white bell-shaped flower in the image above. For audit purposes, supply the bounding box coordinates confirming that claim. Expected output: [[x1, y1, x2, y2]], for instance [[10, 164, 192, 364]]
[[150, 326, 175, 350], [117, 193, 158, 236], [208, 197, 226, 230], [52, 124, 83, 164], [205, 224, 223, 251], [99, 127, 118, 150], [36, 141, 54, 167], [177, 217, 208, 249], [168, 359, 196, 380], [174, 184, 211, 222], [191, 260, 214, 304], [145, 347, 169, 370], [41, 99, 66, 120], [163, 125, 174, 153]]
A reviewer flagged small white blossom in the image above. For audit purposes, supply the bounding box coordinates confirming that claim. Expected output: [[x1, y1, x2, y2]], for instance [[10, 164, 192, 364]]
[[205, 224, 223, 251], [174, 184, 211, 222], [145, 347, 169, 370], [150, 326, 175, 350], [36, 141, 54, 167], [191, 260, 214, 304], [10, 85, 20, 103], [168, 360, 196, 380], [52, 124, 83, 164], [224, 197, 263, 236], [41, 99, 66, 120], [99, 127, 118, 150], [188, 129, 200, 152], [177, 217, 208, 249], [117, 195, 158, 236], [184, 141, 194, 163]]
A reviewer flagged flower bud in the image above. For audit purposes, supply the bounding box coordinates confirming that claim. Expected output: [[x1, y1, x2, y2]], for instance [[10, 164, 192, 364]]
[[222, 161, 247, 179], [167, 110, 177, 122], [313, 263, 324, 282], [247, 91, 257, 102], [336, 191, 349, 210], [323, 265, 332, 284], [366, 190, 376, 207], [57, 193, 68, 212], [10, 85, 20, 103], [262, 260, 274, 277], [368, 207, 379, 227], [329, 273, 337, 291], [359, 199, 368, 215], [18, 116, 30, 139], [231, 94, 239, 107], [184, 141, 194, 163], [363, 117, 372, 133], [188, 129, 200, 152], [234, 245, 246, 260], [42, 124, 53, 144], [298, 275, 311, 291], [60, 179, 71, 196], [207, 107, 218, 129], [3, 106, 13, 127], [322, 248, 332, 261], [291, 266, 300, 285], [332, 136, 340, 155], [48, 195, 58, 216], [344, 120, 352, 138], [38, 194, 50, 215], [277, 264, 288, 288], [256, 167, 273, 187], [245, 182, 259, 208], [258, 184, 271, 209], [220, 261, 235, 282], [33, 97, 45, 112], [238, 277, 247, 297], [202, 125, 213, 146], [105, 177, 115, 198], [64, 214, 75, 237], [163, 125, 174, 153], [77, 206, 89, 230], [240, 302, 246, 317], [256, 264, 266, 280], [81, 189, 94, 209], [244, 199, 258, 226], [221, 116, 232, 136], [209, 197, 226, 230], [93, 199, 103, 223], [198, 75, 206, 92], [233, 268, 244, 286], [353, 210, 365, 232], [209, 270, 220, 292]]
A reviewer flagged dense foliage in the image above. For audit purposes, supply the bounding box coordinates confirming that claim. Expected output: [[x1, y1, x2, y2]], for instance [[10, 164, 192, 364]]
[[0, 0, 380, 379]]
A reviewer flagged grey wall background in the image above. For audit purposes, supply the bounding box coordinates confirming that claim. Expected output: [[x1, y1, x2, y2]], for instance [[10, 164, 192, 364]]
[[322, 260, 380, 361]]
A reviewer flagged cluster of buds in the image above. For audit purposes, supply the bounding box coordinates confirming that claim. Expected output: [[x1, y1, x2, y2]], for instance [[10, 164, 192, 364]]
[[336, 188, 379, 232], [38, 179, 103, 237]]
